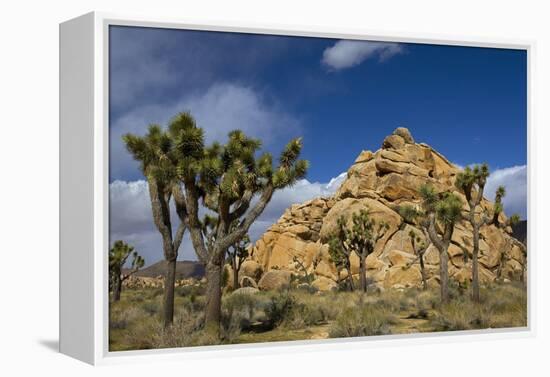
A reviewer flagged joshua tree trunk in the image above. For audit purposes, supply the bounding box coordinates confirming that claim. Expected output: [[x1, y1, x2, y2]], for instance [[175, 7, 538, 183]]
[[359, 255, 367, 293], [346, 262, 355, 292], [204, 259, 223, 337], [419, 255, 427, 291], [438, 248, 449, 303], [426, 212, 452, 303], [471, 224, 481, 302], [163, 258, 177, 327], [113, 275, 122, 301], [232, 259, 240, 290]]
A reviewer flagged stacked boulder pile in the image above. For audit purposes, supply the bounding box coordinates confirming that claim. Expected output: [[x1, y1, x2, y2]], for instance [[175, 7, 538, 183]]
[[237, 128, 526, 291]]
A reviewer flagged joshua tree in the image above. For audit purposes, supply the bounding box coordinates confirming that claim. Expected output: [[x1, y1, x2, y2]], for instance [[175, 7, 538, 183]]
[[397, 205, 430, 291], [328, 228, 353, 291], [455, 164, 490, 303], [329, 209, 389, 293], [109, 240, 145, 301], [123, 125, 187, 328], [167, 112, 308, 337], [226, 225, 250, 290], [407, 230, 429, 291], [292, 253, 320, 286], [491, 185, 506, 226], [419, 184, 462, 303]]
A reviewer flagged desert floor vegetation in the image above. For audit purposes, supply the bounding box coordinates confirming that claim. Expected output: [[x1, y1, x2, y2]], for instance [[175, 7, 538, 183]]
[[109, 281, 526, 351]]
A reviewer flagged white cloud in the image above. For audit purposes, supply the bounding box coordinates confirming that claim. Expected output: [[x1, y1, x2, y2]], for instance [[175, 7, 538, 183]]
[[485, 165, 527, 219], [322, 40, 403, 70], [110, 83, 301, 179], [109, 173, 346, 265]]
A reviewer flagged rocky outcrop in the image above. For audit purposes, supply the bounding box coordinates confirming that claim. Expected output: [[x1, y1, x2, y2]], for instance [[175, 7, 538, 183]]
[[122, 276, 200, 289], [246, 128, 525, 291]]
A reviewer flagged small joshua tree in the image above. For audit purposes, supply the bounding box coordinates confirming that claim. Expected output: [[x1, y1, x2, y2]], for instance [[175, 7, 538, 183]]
[[168, 112, 309, 337], [109, 240, 145, 301], [398, 205, 430, 291], [407, 230, 429, 291], [226, 224, 250, 290], [329, 209, 389, 293], [491, 185, 506, 226], [419, 184, 462, 303], [292, 253, 320, 286], [328, 228, 353, 291]]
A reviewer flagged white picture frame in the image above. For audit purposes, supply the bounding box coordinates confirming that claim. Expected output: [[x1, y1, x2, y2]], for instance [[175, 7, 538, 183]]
[[59, 11, 535, 365]]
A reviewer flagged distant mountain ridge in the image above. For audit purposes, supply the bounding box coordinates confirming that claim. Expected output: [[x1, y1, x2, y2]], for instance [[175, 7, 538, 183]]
[[512, 220, 527, 245], [124, 260, 204, 279]]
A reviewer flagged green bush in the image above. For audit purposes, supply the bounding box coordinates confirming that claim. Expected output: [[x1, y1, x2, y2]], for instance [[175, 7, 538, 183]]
[[264, 292, 296, 328]]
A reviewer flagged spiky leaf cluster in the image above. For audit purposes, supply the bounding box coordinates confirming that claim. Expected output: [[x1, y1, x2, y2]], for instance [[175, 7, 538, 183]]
[[435, 192, 463, 225], [109, 240, 145, 283], [165, 113, 309, 209], [508, 213, 521, 227], [123, 124, 178, 184], [398, 204, 422, 224], [419, 184, 438, 212], [455, 163, 489, 203], [343, 209, 389, 256]]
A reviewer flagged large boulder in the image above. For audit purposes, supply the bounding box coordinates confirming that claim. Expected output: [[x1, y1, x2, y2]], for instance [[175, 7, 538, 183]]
[[239, 260, 263, 282], [319, 197, 402, 243], [258, 270, 292, 291], [384, 265, 423, 288], [311, 276, 338, 291], [232, 287, 260, 296]]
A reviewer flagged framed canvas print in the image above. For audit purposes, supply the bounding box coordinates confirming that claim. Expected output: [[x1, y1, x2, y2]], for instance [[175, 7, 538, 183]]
[[60, 12, 532, 365]]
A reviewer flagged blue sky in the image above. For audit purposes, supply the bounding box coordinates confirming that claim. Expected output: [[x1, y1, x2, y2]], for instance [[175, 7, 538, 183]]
[[108, 25, 527, 263]]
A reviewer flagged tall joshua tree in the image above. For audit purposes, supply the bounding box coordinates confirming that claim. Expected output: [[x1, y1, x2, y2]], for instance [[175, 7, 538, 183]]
[[168, 112, 308, 337], [123, 125, 187, 328], [109, 240, 145, 301], [419, 184, 462, 303], [329, 209, 389, 293], [455, 164, 490, 303]]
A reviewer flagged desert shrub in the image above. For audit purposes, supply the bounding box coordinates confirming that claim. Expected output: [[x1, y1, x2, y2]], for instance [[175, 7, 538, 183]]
[[415, 289, 439, 311], [329, 304, 395, 338], [223, 293, 259, 326], [374, 290, 406, 312], [430, 300, 486, 331], [281, 301, 326, 329], [295, 283, 319, 294], [483, 283, 527, 328], [264, 292, 296, 328], [109, 305, 142, 330], [151, 310, 205, 348], [120, 320, 158, 350], [430, 283, 527, 331], [141, 300, 161, 316], [144, 287, 164, 300], [176, 284, 205, 297]]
